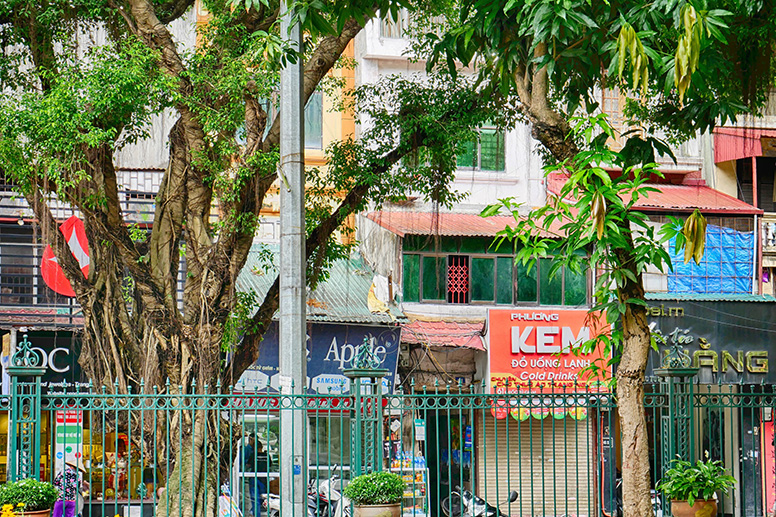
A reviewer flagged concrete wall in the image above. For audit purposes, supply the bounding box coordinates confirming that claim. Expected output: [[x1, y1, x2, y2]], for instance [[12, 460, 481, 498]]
[[356, 214, 401, 278]]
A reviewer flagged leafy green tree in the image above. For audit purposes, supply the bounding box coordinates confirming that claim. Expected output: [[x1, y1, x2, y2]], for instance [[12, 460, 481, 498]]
[[0, 1, 500, 513], [433, 0, 776, 514]]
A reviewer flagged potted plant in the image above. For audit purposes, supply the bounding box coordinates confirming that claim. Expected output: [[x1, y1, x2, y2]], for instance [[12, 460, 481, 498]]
[[343, 471, 406, 517], [0, 478, 59, 517], [656, 456, 736, 517]]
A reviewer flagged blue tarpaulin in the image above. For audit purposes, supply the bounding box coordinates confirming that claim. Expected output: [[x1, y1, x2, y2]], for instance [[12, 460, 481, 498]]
[[668, 224, 754, 294]]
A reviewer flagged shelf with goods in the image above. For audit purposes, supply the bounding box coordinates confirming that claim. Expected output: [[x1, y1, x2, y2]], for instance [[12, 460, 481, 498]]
[[388, 466, 429, 517]]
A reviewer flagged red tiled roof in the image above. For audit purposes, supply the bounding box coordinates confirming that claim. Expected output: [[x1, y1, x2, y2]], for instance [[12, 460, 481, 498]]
[[401, 320, 486, 351], [547, 172, 761, 215], [366, 211, 563, 238]]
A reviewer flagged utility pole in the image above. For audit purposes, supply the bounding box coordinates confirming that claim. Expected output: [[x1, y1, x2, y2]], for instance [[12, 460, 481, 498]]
[[279, 1, 307, 516]]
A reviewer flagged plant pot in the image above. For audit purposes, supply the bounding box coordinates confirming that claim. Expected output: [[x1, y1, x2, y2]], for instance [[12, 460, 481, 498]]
[[354, 503, 401, 517], [16, 509, 52, 517], [671, 499, 717, 517]]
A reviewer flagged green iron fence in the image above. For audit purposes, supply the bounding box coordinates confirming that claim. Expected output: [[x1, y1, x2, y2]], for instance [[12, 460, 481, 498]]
[[6, 378, 776, 517]]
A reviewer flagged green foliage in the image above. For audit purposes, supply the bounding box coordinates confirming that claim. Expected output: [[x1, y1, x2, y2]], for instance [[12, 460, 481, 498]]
[[657, 455, 736, 506], [0, 478, 59, 511], [326, 75, 511, 209], [222, 290, 261, 352], [429, 0, 776, 140], [483, 114, 677, 378], [0, 38, 167, 198], [343, 471, 405, 505]]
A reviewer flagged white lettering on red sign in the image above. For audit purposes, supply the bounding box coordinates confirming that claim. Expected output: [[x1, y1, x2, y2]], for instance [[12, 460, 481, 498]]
[[510, 312, 560, 322], [511, 326, 591, 354]]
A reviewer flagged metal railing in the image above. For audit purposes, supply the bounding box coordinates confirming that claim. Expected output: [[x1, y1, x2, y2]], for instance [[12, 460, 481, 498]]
[[4, 379, 776, 516]]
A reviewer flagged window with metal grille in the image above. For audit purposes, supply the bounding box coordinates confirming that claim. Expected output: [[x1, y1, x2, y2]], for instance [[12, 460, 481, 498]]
[[402, 236, 588, 306], [446, 255, 469, 303]]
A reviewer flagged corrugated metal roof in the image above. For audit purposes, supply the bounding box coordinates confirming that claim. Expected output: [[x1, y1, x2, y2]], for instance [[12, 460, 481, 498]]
[[547, 172, 761, 215], [713, 127, 776, 163], [238, 246, 406, 324], [366, 211, 562, 238], [401, 320, 486, 350], [645, 292, 776, 302]]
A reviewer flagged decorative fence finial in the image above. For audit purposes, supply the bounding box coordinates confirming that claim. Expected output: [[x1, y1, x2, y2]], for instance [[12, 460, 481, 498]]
[[351, 337, 382, 370], [11, 334, 42, 368]]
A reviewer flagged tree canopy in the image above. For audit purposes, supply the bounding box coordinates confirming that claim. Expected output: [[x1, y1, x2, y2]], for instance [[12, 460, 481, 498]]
[[0, 0, 502, 394], [426, 0, 776, 515]]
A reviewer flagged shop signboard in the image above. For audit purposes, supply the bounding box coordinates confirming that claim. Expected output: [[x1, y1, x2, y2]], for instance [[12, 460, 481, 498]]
[[237, 322, 401, 394], [54, 410, 83, 474], [0, 332, 85, 395], [488, 308, 611, 419], [644, 300, 776, 384]]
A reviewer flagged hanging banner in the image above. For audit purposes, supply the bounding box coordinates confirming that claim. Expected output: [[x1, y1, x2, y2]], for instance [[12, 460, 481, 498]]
[[54, 410, 84, 474], [488, 308, 611, 419]]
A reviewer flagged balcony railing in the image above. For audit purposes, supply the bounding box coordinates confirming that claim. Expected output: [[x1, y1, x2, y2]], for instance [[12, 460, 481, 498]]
[[763, 213, 776, 253]]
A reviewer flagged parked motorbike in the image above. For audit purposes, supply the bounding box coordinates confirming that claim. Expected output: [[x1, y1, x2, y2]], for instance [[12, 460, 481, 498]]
[[442, 486, 518, 517], [307, 471, 351, 517], [264, 469, 350, 517]]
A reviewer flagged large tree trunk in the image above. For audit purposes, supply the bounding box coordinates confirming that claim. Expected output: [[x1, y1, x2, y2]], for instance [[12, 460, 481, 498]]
[[524, 60, 654, 512], [613, 246, 653, 516]]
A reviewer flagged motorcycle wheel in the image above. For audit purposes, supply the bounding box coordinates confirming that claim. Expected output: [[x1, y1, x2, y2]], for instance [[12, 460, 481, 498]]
[[442, 494, 463, 517]]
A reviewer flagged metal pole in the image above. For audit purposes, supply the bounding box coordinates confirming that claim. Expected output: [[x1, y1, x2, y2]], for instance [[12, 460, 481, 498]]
[[279, 1, 307, 517]]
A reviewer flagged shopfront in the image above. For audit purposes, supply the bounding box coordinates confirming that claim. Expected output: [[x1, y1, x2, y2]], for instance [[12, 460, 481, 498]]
[[642, 296, 776, 517], [0, 331, 83, 483], [233, 321, 401, 508], [483, 308, 611, 517]]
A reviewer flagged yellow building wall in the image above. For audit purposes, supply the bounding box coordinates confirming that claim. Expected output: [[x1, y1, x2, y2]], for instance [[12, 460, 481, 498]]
[[714, 160, 738, 198]]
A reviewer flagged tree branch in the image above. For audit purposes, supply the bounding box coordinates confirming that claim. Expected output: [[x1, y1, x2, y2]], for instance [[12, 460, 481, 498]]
[[158, 0, 195, 24], [222, 142, 408, 386], [149, 118, 188, 313], [262, 17, 366, 151]]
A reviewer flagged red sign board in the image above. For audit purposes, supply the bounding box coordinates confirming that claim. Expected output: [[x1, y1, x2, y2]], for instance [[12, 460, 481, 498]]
[[488, 308, 611, 393]]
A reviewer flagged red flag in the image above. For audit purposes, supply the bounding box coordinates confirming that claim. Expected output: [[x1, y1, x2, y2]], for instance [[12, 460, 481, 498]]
[[41, 216, 90, 297]]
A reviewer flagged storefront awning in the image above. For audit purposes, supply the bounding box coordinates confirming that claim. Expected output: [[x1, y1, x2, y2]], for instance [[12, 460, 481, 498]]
[[714, 127, 776, 163], [547, 172, 761, 215], [401, 320, 486, 351], [366, 211, 564, 238]]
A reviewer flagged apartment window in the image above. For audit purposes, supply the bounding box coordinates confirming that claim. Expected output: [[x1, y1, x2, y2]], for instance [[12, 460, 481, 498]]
[[251, 92, 323, 149], [380, 10, 409, 38], [456, 123, 505, 172], [402, 236, 588, 305], [0, 226, 34, 306]]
